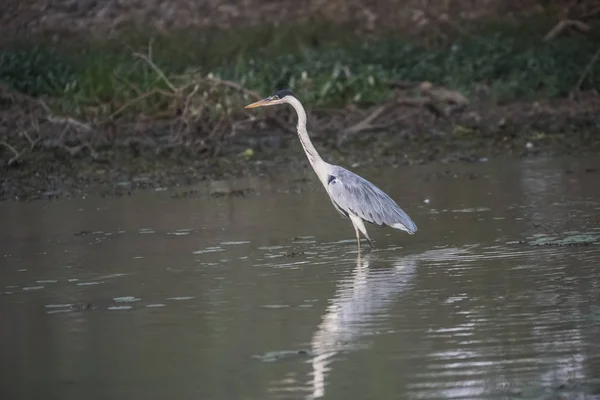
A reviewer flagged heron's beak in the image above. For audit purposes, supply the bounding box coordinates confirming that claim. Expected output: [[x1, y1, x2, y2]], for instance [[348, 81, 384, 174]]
[[244, 97, 278, 109]]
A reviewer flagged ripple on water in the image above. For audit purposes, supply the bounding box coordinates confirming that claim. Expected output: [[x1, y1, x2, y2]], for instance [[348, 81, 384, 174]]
[[107, 305, 133, 311], [168, 228, 193, 236], [452, 207, 491, 213], [45, 304, 75, 314], [193, 247, 224, 254], [45, 304, 73, 308], [23, 286, 44, 291], [76, 281, 103, 286], [261, 304, 290, 309], [166, 296, 195, 301], [113, 296, 141, 303], [220, 240, 251, 245], [257, 246, 289, 251]]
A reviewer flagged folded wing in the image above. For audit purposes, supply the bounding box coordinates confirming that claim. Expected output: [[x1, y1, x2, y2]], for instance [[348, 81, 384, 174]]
[[327, 167, 417, 234]]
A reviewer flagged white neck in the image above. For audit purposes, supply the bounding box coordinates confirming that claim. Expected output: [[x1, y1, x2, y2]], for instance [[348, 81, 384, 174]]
[[285, 96, 329, 183]]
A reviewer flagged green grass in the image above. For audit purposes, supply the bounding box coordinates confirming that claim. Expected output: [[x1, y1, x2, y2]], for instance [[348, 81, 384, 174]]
[[1, 19, 599, 119]]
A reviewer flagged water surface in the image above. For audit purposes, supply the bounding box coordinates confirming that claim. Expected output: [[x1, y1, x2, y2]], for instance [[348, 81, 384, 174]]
[[1, 156, 600, 400]]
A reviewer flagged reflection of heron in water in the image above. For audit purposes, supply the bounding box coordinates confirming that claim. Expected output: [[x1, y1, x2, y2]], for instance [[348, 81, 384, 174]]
[[306, 248, 469, 399]]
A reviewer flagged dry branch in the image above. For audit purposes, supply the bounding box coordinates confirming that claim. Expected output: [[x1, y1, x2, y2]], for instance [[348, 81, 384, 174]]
[[133, 51, 177, 92], [576, 47, 600, 91], [344, 104, 390, 135], [0, 140, 22, 165], [544, 19, 591, 41]]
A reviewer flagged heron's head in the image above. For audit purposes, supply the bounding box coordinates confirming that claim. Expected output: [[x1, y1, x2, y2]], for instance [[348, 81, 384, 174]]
[[244, 89, 296, 109]]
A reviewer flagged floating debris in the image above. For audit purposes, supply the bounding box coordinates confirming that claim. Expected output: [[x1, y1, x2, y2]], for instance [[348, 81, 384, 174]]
[[252, 350, 312, 362], [285, 251, 305, 258]]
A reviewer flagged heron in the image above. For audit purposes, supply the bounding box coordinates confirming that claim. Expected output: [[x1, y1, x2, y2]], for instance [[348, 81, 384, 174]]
[[244, 89, 417, 249]]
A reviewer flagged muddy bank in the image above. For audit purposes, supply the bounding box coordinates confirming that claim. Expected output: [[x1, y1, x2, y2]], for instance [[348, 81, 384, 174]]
[[2, 94, 600, 202]]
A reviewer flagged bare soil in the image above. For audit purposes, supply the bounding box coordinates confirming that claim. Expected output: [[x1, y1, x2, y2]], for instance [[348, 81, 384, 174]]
[[2, 88, 599, 202]]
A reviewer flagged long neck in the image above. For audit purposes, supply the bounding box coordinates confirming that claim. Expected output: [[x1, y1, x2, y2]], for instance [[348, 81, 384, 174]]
[[287, 97, 323, 169]]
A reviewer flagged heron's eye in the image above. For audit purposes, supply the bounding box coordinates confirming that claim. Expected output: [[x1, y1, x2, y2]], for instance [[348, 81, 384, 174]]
[[272, 95, 280, 100]]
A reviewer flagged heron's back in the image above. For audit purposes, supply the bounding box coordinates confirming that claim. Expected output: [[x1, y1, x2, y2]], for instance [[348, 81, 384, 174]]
[[326, 165, 417, 234]]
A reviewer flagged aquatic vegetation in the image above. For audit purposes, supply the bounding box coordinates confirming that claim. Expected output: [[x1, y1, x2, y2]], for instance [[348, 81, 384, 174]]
[[525, 230, 600, 246]]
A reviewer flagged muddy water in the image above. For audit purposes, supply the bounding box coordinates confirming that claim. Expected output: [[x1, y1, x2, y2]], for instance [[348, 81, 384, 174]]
[[1, 156, 600, 400]]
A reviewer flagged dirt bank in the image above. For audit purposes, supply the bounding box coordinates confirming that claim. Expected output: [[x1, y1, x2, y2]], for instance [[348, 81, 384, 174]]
[[2, 92, 599, 202]]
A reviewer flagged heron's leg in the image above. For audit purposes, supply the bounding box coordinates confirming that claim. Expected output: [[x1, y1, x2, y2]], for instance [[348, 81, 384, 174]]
[[354, 225, 361, 250], [349, 214, 373, 250], [365, 235, 374, 248]]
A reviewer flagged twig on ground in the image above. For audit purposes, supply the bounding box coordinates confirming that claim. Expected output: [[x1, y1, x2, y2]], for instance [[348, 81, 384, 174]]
[[133, 51, 177, 92], [207, 77, 263, 100], [576, 47, 600, 91], [107, 89, 163, 120], [344, 104, 390, 135], [544, 19, 590, 41], [21, 130, 40, 149], [46, 115, 93, 133], [0, 140, 22, 165]]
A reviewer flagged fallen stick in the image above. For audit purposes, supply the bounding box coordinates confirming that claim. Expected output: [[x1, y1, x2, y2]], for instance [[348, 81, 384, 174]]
[[344, 104, 390, 135], [544, 19, 590, 41], [0, 140, 22, 165], [575, 47, 600, 91]]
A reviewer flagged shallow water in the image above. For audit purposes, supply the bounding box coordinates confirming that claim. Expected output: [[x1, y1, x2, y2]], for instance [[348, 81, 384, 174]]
[[1, 156, 600, 400]]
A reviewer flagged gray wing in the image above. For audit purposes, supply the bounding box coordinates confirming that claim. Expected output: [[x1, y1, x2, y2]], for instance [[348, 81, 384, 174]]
[[326, 166, 417, 234]]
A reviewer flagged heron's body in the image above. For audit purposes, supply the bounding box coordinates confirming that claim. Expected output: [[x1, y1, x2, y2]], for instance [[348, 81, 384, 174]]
[[245, 89, 417, 249]]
